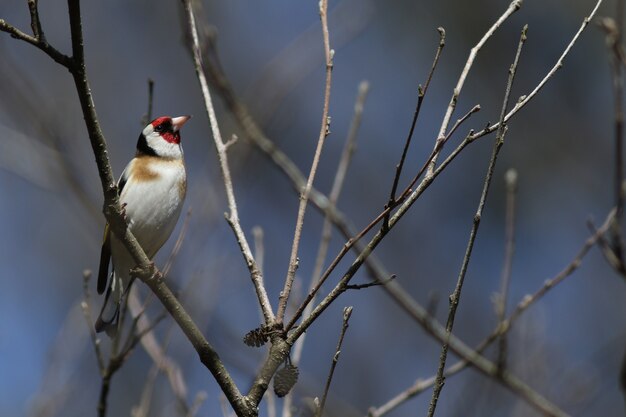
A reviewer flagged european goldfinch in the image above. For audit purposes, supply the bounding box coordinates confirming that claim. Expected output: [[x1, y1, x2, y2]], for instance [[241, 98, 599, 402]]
[[95, 115, 191, 336]]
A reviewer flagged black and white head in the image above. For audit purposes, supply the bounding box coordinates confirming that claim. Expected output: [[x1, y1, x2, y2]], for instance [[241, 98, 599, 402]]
[[137, 115, 191, 159]]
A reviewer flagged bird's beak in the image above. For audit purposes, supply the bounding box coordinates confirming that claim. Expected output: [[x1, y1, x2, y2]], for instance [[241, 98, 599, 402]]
[[171, 115, 191, 132]]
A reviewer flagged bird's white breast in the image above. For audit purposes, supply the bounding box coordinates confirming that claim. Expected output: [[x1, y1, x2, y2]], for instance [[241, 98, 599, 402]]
[[119, 157, 186, 258]]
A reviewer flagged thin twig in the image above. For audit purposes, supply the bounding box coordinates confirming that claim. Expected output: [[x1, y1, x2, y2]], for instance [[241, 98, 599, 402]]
[[367, 209, 615, 417], [427, 25, 527, 417], [252, 226, 265, 277], [128, 291, 194, 416], [598, 15, 626, 271], [141, 78, 155, 126], [221, 1, 602, 328], [345, 275, 395, 290], [277, 0, 334, 323], [427, 0, 522, 176], [385, 27, 445, 225], [396, 104, 481, 205], [315, 307, 353, 417], [361, 254, 577, 417], [27, 0, 44, 41], [469, 0, 604, 142], [183, 0, 274, 326], [373, 277, 568, 416], [284, 81, 369, 417], [495, 168, 518, 372], [589, 214, 626, 272], [0, 13, 71, 67], [187, 392, 209, 417], [80, 270, 105, 372], [283, 104, 480, 334], [131, 366, 159, 417]]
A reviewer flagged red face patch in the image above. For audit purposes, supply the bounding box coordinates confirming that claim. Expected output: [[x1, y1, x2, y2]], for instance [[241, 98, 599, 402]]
[[162, 131, 181, 144], [150, 116, 181, 144]]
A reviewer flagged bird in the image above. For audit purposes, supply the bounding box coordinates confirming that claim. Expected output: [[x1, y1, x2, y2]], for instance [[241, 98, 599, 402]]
[[95, 115, 191, 336]]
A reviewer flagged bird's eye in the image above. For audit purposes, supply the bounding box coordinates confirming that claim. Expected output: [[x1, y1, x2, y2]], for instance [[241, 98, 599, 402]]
[[154, 124, 164, 132]]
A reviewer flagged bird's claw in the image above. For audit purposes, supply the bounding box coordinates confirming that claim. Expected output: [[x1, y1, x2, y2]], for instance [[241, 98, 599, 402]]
[[120, 202, 128, 223]]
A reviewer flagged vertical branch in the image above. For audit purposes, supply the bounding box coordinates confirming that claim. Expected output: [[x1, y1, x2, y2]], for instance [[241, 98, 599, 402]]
[[426, 25, 527, 417], [385, 28, 445, 214], [141, 78, 155, 126], [315, 306, 353, 417], [426, 0, 522, 176], [283, 81, 369, 417], [183, 0, 274, 325], [470, 0, 604, 140], [277, 0, 334, 323], [599, 10, 626, 268], [27, 0, 44, 40], [610, 12, 625, 264], [617, 0, 626, 234], [495, 168, 518, 371]]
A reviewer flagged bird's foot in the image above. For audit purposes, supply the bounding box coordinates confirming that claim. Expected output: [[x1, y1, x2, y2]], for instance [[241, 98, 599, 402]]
[[120, 202, 128, 223], [149, 261, 163, 281]]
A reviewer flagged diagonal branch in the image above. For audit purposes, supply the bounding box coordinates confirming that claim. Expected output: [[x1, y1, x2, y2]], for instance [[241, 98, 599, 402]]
[[385, 27, 445, 216], [283, 81, 369, 417], [427, 0, 522, 176], [427, 25, 527, 417], [468, 0, 603, 141], [368, 208, 615, 417], [315, 306, 353, 417]]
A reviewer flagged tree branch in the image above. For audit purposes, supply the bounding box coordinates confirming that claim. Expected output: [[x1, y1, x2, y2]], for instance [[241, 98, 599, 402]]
[[3, 1, 248, 415], [427, 0, 522, 175], [183, 0, 274, 326], [277, 0, 334, 323], [283, 80, 369, 417], [385, 27, 445, 221], [316, 306, 353, 417], [368, 208, 615, 417], [494, 168, 518, 371], [468, 0, 604, 141], [427, 25, 527, 417]]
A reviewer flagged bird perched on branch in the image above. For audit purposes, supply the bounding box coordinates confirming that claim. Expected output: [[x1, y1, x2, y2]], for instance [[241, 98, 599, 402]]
[[95, 115, 191, 336]]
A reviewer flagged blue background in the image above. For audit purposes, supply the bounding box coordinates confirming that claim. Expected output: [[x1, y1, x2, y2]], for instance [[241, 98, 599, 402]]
[[1, 0, 624, 416]]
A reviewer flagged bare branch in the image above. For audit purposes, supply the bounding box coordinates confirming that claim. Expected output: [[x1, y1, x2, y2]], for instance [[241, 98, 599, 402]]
[[598, 14, 626, 271], [345, 275, 395, 290], [368, 209, 615, 417], [1, 1, 249, 414], [277, 0, 334, 323], [27, 0, 44, 40], [427, 25, 527, 417], [396, 104, 481, 205], [588, 216, 626, 273], [183, 0, 274, 326], [316, 307, 354, 417], [0, 10, 70, 67], [283, 81, 368, 417], [494, 168, 518, 371], [469, 0, 604, 141], [81, 270, 105, 372], [141, 78, 155, 126], [385, 27, 445, 216], [427, 0, 522, 175]]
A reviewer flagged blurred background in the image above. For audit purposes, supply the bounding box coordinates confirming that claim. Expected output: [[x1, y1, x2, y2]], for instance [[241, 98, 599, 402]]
[[0, 0, 624, 416]]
